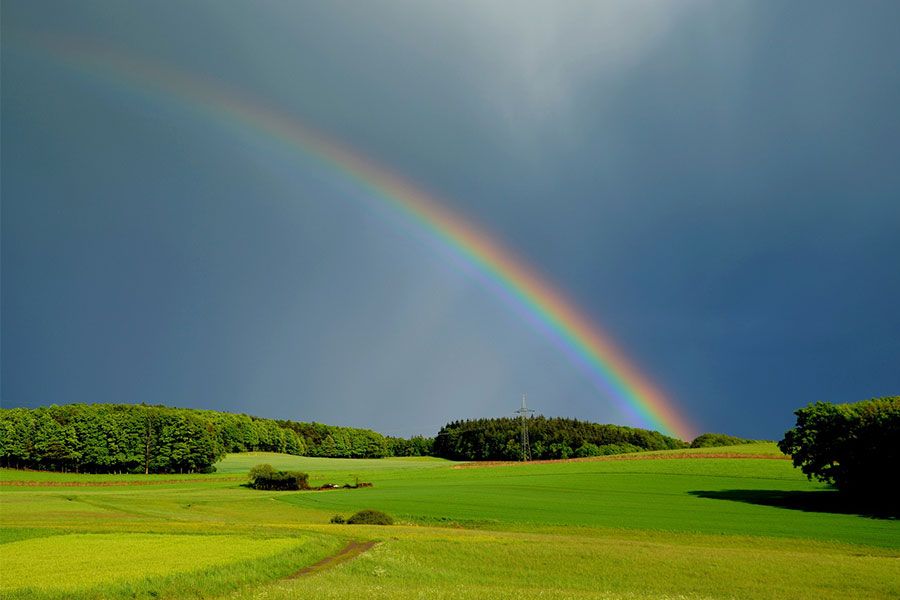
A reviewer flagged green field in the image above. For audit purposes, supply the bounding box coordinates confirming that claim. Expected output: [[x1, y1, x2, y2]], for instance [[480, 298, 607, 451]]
[[1, 445, 897, 599]]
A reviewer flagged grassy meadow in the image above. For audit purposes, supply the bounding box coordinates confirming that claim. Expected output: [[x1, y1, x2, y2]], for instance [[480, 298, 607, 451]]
[[1, 444, 897, 599]]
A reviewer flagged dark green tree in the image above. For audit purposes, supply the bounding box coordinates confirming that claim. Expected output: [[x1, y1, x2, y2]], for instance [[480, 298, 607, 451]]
[[779, 396, 899, 495]]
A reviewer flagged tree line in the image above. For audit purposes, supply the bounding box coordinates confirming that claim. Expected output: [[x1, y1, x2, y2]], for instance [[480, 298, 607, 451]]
[[2, 402, 780, 474], [432, 416, 687, 461], [0, 404, 422, 473]]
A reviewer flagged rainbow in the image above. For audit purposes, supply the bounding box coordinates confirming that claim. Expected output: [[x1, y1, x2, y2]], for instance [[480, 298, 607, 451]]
[[26, 37, 695, 439]]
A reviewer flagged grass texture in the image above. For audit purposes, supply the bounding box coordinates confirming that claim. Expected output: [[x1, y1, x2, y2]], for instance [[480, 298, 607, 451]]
[[1, 444, 897, 599], [1, 533, 318, 597]]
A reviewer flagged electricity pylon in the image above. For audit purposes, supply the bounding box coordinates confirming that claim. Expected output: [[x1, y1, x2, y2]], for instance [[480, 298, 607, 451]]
[[515, 393, 535, 461]]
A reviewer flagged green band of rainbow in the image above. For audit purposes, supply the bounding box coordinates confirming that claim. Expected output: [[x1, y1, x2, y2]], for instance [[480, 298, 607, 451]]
[[28, 37, 695, 439]]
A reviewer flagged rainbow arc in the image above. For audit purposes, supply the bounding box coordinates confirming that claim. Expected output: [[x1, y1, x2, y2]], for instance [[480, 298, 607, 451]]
[[35, 38, 695, 439]]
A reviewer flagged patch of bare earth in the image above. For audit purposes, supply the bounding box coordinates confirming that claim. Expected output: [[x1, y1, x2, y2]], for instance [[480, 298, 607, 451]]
[[286, 540, 378, 578]]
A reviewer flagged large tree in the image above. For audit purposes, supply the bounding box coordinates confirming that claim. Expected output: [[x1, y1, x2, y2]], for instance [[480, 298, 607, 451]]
[[778, 396, 899, 495]]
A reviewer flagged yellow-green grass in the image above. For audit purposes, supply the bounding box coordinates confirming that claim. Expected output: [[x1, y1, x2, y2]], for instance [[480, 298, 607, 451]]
[[214, 452, 451, 475], [642, 441, 783, 456], [1, 532, 340, 599], [1, 446, 898, 599], [0, 444, 774, 485], [230, 527, 900, 600], [0, 454, 451, 486]]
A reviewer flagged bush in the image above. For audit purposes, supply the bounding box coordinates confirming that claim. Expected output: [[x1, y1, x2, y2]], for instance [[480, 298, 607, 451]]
[[547, 442, 573, 459], [573, 442, 642, 457], [247, 464, 310, 491], [329, 514, 346, 524], [596, 442, 642, 456], [346, 509, 393, 525], [248, 464, 274, 482], [574, 443, 602, 458], [690, 433, 756, 448], [778, 397, 899, 495]]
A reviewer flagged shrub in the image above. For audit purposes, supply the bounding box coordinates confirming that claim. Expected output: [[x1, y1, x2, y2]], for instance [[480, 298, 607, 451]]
[[346, 509, 393, 525], [596, 442, 642, 456], [547, 442, 573, 459], [574, 443, 602, 458], [329, 514, 346, 524], [778, 396, 899, 495], [247, 464, 310, 491], [573, 442, 641, 457], [248, 464, 274, 482]]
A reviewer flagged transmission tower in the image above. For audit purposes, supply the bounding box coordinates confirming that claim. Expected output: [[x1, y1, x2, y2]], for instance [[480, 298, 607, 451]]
[[515, 393, 535, 461]]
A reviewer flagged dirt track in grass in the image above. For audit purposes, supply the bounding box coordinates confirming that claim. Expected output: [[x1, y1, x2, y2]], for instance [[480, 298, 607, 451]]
[[286, 540, 378, 578]]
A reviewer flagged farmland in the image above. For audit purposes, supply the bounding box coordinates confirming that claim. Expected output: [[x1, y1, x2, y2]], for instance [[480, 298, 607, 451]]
[[1, 444, 898, 599]]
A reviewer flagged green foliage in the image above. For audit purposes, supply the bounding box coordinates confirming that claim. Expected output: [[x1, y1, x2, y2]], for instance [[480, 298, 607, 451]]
[[779, 396, 900, 495], [346, 509, 393, 525], [329, 514, 346, 524], [574, 442, 643, 457], [275, 420, 391, 458], [573, 443, 602, 458], [0, 405, 223, 474], [248, 463, 275, 482], [385, 435, 434, 457], [0, 404, 398, 473], [433, 416, 686, 461], [690, 433, 757, 448], [605, 443, 643, 455], [247, 464, 309, 491]]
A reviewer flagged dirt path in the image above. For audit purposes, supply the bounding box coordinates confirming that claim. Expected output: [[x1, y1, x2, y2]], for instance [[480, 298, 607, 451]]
[[453, 452, 790, 469], [286, 540, 378, 579]]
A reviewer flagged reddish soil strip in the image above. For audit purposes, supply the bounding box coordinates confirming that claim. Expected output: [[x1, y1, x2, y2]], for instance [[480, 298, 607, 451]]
[[452, 452, 790, 469], [286, 540, 378, 579], [0, 477, 245, 487]]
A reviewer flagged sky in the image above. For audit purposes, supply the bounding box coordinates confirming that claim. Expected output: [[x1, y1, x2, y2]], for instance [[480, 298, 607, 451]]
[[2, 1, 899, 440]]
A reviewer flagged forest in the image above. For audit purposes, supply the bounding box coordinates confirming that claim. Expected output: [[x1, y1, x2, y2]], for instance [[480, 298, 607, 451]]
[[432, 416, 687, 461], [0, 404, 414, 473]]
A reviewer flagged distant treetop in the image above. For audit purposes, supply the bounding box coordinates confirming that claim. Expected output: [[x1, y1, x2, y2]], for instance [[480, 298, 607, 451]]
[[433, 416, 687, 461], [690, 433, 758, 448]]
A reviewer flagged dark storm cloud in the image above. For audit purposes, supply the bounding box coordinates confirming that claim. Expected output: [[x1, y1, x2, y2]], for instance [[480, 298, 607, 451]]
[[2, 1, 898, 438]]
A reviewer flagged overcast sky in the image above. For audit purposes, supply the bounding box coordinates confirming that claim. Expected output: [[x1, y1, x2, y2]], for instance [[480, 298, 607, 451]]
[[3, 1, 898, 439]]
